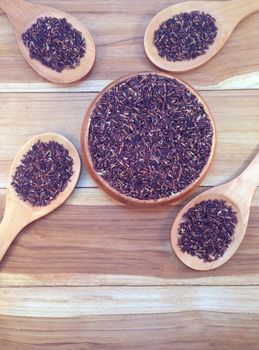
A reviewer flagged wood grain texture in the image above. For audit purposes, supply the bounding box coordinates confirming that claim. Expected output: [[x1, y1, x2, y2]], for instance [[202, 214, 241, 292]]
[[0, 187, 258, 287], [0, 90, 258, 188], [2, 286, 259, 316], [0, 0, 259, 90], [1, 287, 259, 350], [1, 313, 259, 350]]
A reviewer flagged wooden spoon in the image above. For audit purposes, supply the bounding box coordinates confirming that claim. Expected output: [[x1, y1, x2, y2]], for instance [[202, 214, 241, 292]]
[[0, 0, 96, 83], [144, 0, 259, 72], [171, 151, 259, 271], [0, 133, 81, 263]]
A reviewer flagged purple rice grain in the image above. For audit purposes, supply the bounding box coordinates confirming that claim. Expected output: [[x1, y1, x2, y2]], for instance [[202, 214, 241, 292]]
[[88, 73, 214, 201], [12, 140, 74, 207], [178, 199, 238, 262], [22, 17, 86, 72], [153, 11, 218, 62]]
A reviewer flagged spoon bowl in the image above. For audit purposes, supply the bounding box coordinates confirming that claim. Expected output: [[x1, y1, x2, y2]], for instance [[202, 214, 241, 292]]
[[0, 133, 81, 263], [0, 0, 96, 83], [171, 151, 259, 270], [144, 0, 259, 72]]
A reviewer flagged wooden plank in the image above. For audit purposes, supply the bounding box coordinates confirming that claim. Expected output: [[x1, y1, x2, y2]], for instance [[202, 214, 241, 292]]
[[0, 187, 258, 287], [1, 314, 259, 350], [1, 73, 259, 93], [1, 286, 259, 316], [1, 287, 259, 349], [0, 90, 258, 188], [0, 0, 259, 90]]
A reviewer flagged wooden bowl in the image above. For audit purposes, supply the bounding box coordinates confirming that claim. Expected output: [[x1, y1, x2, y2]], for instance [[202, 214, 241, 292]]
[[81, 72, 217, 206]]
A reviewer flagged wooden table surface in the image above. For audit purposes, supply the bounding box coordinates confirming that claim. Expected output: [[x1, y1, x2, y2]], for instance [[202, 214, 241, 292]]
[[0, 1, 259, 349]]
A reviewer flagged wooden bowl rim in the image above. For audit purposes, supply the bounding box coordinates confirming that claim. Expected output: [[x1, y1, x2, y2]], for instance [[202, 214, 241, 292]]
[[81, 71, 217, 206]]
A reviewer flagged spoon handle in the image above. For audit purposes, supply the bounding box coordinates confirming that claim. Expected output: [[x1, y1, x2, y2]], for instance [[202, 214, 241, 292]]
[[0, 197, 30, 263], [238, 151, 259, 194], [229, 0, 259, 20], [0, 0, 41, 33]]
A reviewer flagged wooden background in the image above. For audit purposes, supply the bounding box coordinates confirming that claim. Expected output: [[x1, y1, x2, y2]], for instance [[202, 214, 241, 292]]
[[0, 0, 259, 349]]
